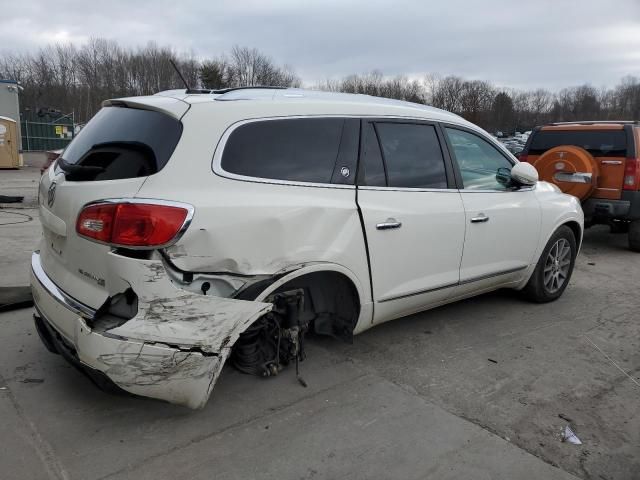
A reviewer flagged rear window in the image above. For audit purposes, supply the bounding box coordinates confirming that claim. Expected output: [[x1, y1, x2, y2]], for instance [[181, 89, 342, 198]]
[[529, 130, 627, 157], [221, 118, 355, 184], [59, 107, 182, 181]]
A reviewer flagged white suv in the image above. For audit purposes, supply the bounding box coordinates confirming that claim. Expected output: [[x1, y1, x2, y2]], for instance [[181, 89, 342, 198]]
[[31, 87, 583, 408]]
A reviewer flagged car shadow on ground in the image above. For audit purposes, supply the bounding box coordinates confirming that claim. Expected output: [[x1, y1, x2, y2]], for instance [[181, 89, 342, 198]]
[[299, 223, 640, 480]]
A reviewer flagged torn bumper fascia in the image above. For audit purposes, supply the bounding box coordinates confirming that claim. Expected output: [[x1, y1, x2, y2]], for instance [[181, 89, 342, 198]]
[[30, 251, 272, 409]]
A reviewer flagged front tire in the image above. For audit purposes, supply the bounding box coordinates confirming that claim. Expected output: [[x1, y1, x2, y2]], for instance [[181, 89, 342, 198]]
[[523, 226, 577, 303]]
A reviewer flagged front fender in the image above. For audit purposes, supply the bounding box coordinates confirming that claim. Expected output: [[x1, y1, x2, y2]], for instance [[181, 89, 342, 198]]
[[517, 186, 584, 289], [537, 187, 584, 252]]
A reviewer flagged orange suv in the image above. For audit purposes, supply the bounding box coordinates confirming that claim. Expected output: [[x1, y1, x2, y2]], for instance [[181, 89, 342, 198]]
[[520, 121, 640, 251]]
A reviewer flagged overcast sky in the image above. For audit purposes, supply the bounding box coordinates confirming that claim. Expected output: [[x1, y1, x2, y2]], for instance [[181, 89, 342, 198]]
[[2, 0, 639, 90]]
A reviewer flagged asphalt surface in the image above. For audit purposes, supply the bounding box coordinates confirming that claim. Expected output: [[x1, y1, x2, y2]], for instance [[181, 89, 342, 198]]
[[0, 164, 638, 480]]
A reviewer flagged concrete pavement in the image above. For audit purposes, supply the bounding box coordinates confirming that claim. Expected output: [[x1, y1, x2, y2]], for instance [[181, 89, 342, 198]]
[[1, 165, 638, 479]]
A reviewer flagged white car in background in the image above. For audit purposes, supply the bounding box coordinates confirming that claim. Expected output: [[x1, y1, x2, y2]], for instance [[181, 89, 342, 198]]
[[31, 88, 583, 409]]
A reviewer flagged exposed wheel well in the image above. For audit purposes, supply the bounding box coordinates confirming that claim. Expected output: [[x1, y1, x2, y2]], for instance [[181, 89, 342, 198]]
[[269, 271, 361, 342]]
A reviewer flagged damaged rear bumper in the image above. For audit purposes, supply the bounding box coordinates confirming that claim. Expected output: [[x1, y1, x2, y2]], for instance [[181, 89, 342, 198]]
[[30, 251, 272, 409]]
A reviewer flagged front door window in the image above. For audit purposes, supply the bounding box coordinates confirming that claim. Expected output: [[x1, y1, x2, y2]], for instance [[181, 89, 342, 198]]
[[445, 128, 513, 191]]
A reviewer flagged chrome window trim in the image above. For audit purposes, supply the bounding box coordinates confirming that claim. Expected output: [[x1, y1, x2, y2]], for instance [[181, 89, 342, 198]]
[[458, 185, 537, 193], [359, 185, 535, 193], [358, 186, 460, 193], [212, 114, 460, 190], [212, 115, 358, 189], [31, 251, 97, 319], [78, 198, 195, 250], [439, 122, 537, 192]]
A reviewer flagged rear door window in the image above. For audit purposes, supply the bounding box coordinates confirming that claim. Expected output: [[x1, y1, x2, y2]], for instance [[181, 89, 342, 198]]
[[222, 118, 356, 185], [374, 123, 448, 189], [59, 107, 183, 181], [529, 130, 628, 157]]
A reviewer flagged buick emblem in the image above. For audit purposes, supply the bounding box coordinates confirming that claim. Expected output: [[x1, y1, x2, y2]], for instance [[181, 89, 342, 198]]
[[47, 182, 57, 207]]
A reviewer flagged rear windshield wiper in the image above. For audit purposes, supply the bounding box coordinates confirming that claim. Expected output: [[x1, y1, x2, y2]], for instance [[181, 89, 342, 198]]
[[57, 158, 105, 175]]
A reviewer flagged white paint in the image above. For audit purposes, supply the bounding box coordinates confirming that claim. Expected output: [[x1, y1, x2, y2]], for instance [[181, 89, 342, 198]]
[[358, 188, 465, 323], [31, 88, 584, 408]]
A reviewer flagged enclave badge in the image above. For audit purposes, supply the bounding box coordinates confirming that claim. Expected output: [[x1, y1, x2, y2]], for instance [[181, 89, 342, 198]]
[[47, 182, 57, 207]]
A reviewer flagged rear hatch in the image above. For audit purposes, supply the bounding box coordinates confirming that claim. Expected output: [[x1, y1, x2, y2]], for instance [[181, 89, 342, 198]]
[[525, 125, 630, 199], [38, 100, 186, 309]]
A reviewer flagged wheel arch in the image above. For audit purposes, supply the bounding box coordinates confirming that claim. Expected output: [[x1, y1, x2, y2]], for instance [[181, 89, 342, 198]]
[[562, 220, 583, 250], [236, 262, 370, 340], [519, 216, 583, 290]]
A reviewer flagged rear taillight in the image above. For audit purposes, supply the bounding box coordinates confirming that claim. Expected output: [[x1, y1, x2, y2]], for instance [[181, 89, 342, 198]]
[[519, 154, 529, 163], [623, 158, 640, 191], [76, 201, 191, 248]]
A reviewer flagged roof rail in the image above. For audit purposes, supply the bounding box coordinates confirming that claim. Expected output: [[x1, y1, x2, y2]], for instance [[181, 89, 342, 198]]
[[180, 86, 288, 95], [547, 120, 639, 126], [185, 88, 213, 94], [210, 86, 287, 94]]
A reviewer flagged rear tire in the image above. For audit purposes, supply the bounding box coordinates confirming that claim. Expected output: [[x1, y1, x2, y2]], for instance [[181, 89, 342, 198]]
[[629, 220, 640, 252], [610, 221, 629, 234], [523, 226, 577, 303]]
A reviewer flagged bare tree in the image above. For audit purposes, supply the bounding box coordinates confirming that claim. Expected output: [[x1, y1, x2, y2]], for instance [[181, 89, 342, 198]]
[[1, 38, 639, 131], [431, 76, 465, 113], [226, 45, 300, 87], [529, 89, 553, 125], [459, 80, 494, 124]]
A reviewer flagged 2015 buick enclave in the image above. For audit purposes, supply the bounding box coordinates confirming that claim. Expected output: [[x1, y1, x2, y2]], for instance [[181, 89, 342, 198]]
[[31, 87, 583, 408]]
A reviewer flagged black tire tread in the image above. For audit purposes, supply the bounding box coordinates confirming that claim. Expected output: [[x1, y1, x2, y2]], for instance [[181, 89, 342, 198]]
[[523, 225, 576, 303], [629, 220, 640, 252]]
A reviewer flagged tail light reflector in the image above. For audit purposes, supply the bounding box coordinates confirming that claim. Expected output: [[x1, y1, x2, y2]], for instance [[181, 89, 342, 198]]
[[519, 154, 529, 163], [76, 201, 191, 248], [623, 158, 640, 191]]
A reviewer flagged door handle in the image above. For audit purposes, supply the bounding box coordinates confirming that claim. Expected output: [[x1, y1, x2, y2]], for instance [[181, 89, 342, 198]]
[[376, 219, 402, 230], [470, 214, 489, 223]]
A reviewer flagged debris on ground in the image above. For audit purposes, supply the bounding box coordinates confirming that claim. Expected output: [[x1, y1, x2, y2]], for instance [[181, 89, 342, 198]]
[[0, 195, 23, 203], [20, 378, 45, 384], [0, 286, 34, 313], [488, 358, 498, 364], [562, 425, 582, 445], [558, 413, 574, 423]]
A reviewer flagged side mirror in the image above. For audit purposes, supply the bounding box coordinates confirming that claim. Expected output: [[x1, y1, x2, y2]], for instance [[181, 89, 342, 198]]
[[510, 162, 538, 186]]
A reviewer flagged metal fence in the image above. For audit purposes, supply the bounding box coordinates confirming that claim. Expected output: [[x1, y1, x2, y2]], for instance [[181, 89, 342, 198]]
[[20, 119, 75, 151]]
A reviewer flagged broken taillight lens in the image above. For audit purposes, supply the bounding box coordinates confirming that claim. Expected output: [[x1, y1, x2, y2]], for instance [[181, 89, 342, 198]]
[[76, 201, 191, 248]]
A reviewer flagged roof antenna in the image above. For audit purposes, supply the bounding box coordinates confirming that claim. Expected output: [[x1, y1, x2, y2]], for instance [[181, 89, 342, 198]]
[[169, 58, 191, 91]]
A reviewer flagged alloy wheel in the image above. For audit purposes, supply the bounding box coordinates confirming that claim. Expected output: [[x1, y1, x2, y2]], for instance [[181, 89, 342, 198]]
[[543, 238, 572, 293]]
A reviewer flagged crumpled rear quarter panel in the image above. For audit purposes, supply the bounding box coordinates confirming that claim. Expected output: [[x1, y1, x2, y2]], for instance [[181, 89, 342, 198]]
[[75, 253, 272, 409]]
